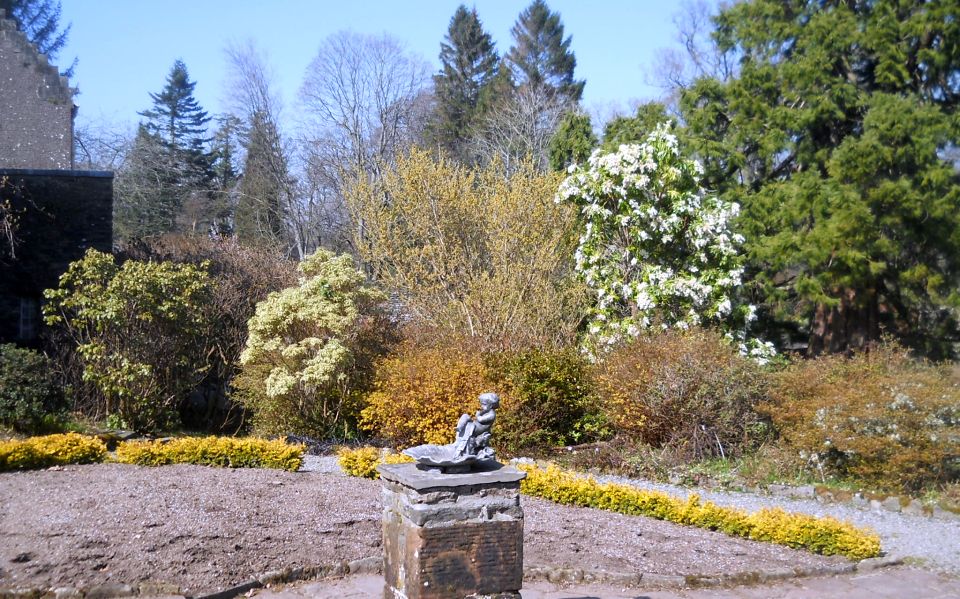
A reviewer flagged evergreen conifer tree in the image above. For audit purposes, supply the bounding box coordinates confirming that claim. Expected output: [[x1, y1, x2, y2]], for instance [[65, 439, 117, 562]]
[[431, 5, 500, 161], [139, 59, 212, 181], [122, 60, 213, 237], [235, 110, 288, 248], [506, 0, 584, 103], [681, 0, 960, 357], [547, 110, 596, 171]]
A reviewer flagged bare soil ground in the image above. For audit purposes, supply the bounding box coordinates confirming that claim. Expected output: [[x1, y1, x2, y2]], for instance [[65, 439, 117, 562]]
[[0, 464, 849, 596]]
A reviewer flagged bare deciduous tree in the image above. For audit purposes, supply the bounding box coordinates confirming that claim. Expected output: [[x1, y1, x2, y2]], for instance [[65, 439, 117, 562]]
[[648, 0, 737, 108], [470, 85, 569, 172], [298, 31, 430, 252], [223, 41, 307, 256]]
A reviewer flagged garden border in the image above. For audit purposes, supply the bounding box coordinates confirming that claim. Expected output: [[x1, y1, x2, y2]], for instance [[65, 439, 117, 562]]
[[0, 555, 905, 598]]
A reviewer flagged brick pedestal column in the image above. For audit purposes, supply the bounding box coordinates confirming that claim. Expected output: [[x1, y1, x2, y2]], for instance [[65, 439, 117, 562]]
[[378, 463, 526, 599]]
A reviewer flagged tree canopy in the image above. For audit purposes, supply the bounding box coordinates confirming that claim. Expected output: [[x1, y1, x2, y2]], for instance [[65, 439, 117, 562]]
[[681, 0, 960, 357], [506, 0, 584, 103], [431, 5, 500, 161]]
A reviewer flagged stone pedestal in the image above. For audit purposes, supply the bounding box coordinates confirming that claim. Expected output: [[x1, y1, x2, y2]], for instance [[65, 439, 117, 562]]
[[378, 462, 526, 599]]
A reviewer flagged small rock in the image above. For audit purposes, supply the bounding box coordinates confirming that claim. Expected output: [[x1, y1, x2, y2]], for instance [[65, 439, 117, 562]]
[[881, 496, 902, 513], [85, 584, 134, 599], [347, 556, 381, 575], [870, 499, 884, 513], [138, 582, 181, 596], [11, 553, 33, 563], [792, 485, 816, 499], [932, 505, 960, 521], [857, 555, 904, 572], [901, 500, 924, 517], [257, 569, 290, 585], [51, 588, 82, 599]]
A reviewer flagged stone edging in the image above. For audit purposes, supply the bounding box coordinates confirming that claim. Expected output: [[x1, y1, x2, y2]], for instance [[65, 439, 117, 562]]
[[0, 555, 904, 598], [746, 483, 960, 521]]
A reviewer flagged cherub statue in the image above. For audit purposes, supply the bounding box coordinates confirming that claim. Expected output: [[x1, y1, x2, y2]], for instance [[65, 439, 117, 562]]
[[403, 393, 500, 472]]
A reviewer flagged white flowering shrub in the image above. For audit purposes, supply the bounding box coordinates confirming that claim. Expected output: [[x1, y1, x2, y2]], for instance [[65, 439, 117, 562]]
[[556, 123, 773, 361], [235, 250, 386, 437]]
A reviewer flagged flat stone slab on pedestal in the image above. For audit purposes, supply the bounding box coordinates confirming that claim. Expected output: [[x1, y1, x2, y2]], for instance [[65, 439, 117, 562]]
[[377, 462, 527, 490]]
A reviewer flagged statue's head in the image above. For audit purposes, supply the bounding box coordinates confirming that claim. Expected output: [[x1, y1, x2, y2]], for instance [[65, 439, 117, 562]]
[[479, 392, 500, 409]]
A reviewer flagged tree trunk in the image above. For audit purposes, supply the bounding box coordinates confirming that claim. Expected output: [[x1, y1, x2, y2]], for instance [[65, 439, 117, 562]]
[[808, 287, 879, 356]]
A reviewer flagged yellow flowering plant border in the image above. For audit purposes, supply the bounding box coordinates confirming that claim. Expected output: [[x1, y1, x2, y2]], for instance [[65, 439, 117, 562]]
[[337, 446, 413, 479], [115, 436, 304, 471], [334, 447, 881, 560], [0, 433, 108, 471], [517, 464, 881, 560]]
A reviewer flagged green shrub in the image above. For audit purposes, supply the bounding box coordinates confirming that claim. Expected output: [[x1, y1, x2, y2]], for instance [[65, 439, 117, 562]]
[[43, 249, 212, 432], [0, 344, 65, 433], [593, 328, 770, 460], [518, 464, 881, 560], [764, 342, 960, 492], [115, 436, 304, 471], [120, 235, 298, 431], [360, 340, 490, 448], [487, 347, 608, 452], [0, 433, 107, 471], [233, 250, 387, 439]]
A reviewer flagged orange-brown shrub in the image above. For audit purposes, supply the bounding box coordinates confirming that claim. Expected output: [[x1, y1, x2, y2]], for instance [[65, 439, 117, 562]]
[[593, 328, 770, 460], [359, 340, 491, 448], [764, 342, 960, 492]]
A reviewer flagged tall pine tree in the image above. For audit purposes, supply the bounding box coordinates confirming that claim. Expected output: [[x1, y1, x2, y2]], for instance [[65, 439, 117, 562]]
[[235, 110, 288, 248], [118, 60, 214, 238], [506, 0, 584, 103], [431, 5, 500, 161], [139, 59, 212, 180], [681, 0, 960, 357]]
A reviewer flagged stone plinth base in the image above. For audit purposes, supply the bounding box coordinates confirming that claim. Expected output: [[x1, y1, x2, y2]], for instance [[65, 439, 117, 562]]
[[378, 462, 526, 599]]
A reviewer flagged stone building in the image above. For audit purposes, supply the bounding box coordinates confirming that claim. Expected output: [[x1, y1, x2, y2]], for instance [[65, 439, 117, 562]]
[[0, 9, 74, 170], [0, 9, 113, 345]]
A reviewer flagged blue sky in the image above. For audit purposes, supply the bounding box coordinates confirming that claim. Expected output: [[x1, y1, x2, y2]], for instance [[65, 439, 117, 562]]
[[60, 1, 694, 130]]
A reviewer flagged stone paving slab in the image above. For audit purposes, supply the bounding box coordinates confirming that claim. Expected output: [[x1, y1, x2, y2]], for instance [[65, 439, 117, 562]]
[[251, 567, 960, 599]]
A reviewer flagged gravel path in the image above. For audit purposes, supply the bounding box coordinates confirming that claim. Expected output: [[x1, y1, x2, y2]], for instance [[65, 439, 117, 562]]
[[307, 455, 960, 574], [0, 458, 854, 595], [590, 471, 960, 574], [305, 455, 960, 573]]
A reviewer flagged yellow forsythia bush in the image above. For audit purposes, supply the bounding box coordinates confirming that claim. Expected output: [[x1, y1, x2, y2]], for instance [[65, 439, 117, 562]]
[[0, 433, 107, 471], [337, 446, 412, 479], [360, 341, 490, 448], [517, 464, 881, 560], [115, 437, 304, 471]]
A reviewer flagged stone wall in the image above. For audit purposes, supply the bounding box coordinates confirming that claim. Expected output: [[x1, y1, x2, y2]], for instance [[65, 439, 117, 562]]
[[0, 169, 113, 344], [379, 463, 526, 599], [0, 9, 75, 170]]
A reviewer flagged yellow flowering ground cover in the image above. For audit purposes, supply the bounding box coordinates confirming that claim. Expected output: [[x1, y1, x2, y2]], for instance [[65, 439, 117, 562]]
[[337, 446, 413, 479], [115, 436, 304, 471], [517, 464, 881, 560], [334, 447, 881, 560], [0, 433, 107, 471]]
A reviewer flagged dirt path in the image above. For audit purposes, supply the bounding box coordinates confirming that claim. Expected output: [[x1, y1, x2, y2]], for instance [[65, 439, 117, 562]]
[[0, 463, 851, 596]]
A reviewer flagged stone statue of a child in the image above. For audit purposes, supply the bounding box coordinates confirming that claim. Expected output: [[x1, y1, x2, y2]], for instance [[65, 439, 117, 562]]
[[451, 392, 499, 461], [403, 392, 501, 471]]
